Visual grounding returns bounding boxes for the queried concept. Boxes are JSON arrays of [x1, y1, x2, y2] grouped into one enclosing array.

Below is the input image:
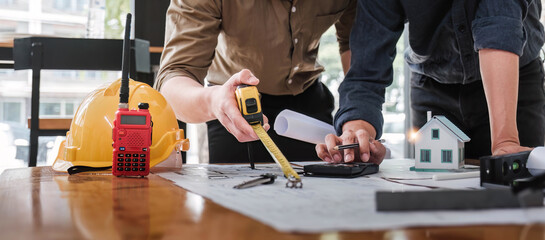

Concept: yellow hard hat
[[53, 79, 189, 172]]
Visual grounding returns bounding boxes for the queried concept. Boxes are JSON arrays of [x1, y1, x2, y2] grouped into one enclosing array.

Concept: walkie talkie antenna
[[119, 13, 132, 108]]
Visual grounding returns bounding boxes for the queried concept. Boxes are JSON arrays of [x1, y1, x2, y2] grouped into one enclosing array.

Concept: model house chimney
[[427, 111, 432, 122]]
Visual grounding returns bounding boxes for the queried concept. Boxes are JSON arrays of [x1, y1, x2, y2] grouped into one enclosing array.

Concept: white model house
[[414, 115, 470, 170]]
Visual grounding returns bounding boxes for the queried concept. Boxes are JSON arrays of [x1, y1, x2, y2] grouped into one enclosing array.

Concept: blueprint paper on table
[[156, 159, 545, 233]]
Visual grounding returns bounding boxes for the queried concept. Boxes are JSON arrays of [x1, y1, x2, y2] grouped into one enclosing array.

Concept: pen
[[333, 139, 385, 150], [432, 171, 480, 181]]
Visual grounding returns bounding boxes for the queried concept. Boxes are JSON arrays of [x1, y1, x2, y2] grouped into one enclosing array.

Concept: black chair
[[13, 37, 151, 167]]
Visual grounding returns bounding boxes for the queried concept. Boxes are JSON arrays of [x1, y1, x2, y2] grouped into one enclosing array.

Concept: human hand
[[492, 141, 533, 156], [209, 69, 270, 142], [315, 120, 386, 164]]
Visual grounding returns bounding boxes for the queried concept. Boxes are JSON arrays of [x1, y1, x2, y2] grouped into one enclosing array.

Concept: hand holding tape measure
[[209, 70, 270, 142], [235, 84, 303, 188]]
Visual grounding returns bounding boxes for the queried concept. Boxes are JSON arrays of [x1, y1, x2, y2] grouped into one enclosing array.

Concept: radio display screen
[[120, 115, 146, 125]]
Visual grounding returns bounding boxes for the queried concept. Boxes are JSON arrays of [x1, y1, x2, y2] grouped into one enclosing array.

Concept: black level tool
[[480, 150, 532, 186]]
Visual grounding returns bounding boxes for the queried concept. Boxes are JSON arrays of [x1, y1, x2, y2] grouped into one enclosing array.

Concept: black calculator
[[303, 162, 379, 178]]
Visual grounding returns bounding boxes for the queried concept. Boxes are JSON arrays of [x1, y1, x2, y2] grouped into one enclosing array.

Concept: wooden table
[[0, 167, 544, 240]]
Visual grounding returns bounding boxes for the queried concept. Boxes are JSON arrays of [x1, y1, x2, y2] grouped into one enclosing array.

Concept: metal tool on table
[[235, 85, 302, 188], [233, 173, 277, 189]]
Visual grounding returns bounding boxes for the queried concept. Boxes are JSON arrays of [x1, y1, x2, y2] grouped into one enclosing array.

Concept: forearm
[[341, 50, 351, 75], [479, 49, 520, 152], [160, 76, 216, 123]]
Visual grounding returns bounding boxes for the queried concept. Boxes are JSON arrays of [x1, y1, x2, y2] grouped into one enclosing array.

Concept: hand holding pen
[[333, 139, 385, 150], [316, 121, 387, 165]]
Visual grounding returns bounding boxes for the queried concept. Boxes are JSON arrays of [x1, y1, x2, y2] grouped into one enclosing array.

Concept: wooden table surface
[[0, 41, 14, 48], [0, 167, 544, 240]]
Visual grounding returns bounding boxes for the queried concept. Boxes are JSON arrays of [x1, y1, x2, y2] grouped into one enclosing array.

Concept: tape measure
[[235, 85, 302, 188]]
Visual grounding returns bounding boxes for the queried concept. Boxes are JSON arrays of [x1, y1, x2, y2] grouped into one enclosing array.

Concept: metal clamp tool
[[234, 173, 277, 189]]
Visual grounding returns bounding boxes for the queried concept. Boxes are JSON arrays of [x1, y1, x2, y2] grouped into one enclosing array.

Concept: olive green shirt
[[156, 0, 355, 95]]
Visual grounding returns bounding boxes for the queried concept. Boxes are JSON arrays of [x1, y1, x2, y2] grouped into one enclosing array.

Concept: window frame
[[431, 128, 440, 140], [441, 149, 452, 163], [420, 149, 431, 163]]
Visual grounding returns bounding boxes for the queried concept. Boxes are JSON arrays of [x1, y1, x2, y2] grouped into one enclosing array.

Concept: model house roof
[[420, 116, 470, 142]]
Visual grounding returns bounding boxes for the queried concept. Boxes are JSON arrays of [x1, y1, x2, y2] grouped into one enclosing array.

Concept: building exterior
[[414, 116, 470, 170], [0, 0, 119, 169]]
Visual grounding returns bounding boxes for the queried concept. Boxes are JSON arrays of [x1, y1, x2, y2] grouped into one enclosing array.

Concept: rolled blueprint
[[274, 109, 335, 144], [527, 146, 545, 176]]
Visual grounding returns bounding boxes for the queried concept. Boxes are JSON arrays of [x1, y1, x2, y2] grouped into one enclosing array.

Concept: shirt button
[[294, 66, 299, 71], [291, 6, 296, 13], [288, 79, 293, 84], [458, 24, 465, 33], [294, 38, 298, 45]]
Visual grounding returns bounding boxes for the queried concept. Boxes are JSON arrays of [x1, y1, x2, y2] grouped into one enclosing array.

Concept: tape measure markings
[[251, 124, 302, 187]]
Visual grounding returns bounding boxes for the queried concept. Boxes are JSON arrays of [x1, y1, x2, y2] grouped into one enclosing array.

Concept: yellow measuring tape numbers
[[251, 124, 302, 188], [235, 84, 302, 188]]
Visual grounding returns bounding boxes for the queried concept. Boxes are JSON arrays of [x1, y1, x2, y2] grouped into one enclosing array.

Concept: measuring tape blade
[[251, 124, 302, 188]]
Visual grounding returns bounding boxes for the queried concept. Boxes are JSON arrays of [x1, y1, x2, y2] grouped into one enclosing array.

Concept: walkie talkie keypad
[[114, 150, 150, 174]]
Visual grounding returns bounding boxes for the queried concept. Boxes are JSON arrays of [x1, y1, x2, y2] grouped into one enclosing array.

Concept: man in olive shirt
[[156, 0, 355, 163]]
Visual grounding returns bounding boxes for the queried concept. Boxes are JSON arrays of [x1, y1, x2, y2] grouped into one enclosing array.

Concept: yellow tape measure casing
[[235, 85, 263, 125]]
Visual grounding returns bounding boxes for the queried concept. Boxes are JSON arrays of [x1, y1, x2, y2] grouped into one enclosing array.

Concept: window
[[0, 0, 28, 10], [1, 102, 22, 123], [0, 0, 130, 172], [420, 149, 431, 163], [442, 150, 452, 163], [432, 129, 439, 139], [39, 101, 79, 118], [459, 148, 464, 163], [40, 103, 61, 116], [65, 103, 75, 116]]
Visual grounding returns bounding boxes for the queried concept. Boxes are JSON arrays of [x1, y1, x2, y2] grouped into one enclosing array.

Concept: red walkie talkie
[[112, 13, 152, 177]]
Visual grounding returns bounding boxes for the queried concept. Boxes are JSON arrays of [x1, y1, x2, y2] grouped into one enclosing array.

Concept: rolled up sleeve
[[472, 0, 529, 56], [335, 0, 356, 54], [334, 0, 404, 138], [155, 0, 222, 91]]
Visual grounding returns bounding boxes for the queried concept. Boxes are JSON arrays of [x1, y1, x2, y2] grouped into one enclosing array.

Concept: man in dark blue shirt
[[316, 0, 545, 164]]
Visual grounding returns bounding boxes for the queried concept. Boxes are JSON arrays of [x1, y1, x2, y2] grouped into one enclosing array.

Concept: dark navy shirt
[[335, 0, 544, 138]]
